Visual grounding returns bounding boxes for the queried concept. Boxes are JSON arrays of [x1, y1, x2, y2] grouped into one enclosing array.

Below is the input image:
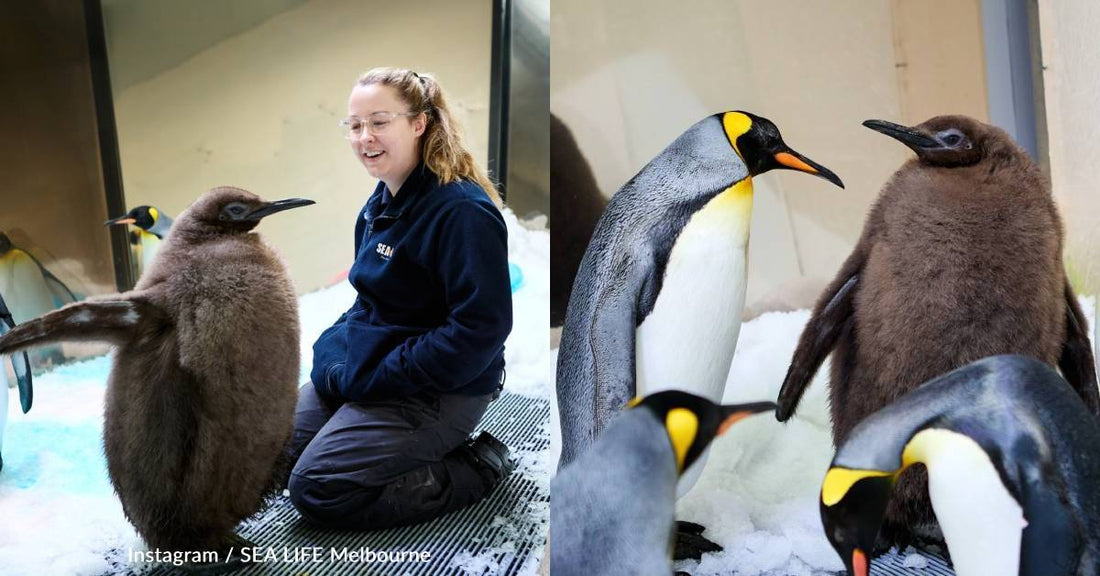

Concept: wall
[[1037, 0, 1100, 294], [0, 1, 117, 299], [551, 0, 989, 313], [108, 0, 493, 293]]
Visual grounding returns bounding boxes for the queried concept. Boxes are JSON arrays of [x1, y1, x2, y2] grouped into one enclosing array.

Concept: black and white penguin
[[0, 290, 33, 473], [552, 390, 775, 576], [106, 205, 174, 281], [0, 231, 78, 321], [0, 188, 312, 561], [820, 355, 1100, 576], [0, 231, 78, 371], [776, 115, 1098, 548], [557, 111, 843, 486]]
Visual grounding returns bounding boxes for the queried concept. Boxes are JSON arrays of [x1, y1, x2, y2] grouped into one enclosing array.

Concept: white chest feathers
[[905, 428, 1025, 576], [636, 179, 754, 403]]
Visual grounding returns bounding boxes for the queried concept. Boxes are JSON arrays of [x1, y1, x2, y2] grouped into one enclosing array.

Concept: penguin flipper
[[0, 295, 34, 413], [1058, 281, 1099, 415], [23, 250, 79, 305], [776, 267, 861, 421], [586, 258, 640, 448], [0, 297, 160, 354]]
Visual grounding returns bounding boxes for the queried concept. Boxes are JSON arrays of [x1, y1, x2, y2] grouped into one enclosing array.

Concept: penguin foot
[[672, 520, 723, 561], [909, 534, 951, 566]]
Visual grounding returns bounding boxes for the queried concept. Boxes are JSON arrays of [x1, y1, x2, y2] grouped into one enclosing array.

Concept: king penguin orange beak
[[773, 148, 845, 188], [717, 401, 777, 435], [852, 548, 869, 576], [104, 217, 137, 226]]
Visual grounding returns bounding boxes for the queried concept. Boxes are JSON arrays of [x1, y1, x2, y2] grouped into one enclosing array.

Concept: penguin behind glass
[[551, 390, 775, 576], [557, 111, 843, 470], [106, 205, 174, 281], [0, 231, 78, 370], [820, 355, 1100, 576], [0, 290, 33, 473], [0, 187, 313, 555], [776, 115, 1099, 549]]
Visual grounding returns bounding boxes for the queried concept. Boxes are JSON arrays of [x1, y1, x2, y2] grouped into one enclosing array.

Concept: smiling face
[[346, 83, 427, 192]]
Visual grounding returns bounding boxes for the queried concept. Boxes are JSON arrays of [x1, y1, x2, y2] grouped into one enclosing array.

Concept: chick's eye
[[943, 134, 961, 146]]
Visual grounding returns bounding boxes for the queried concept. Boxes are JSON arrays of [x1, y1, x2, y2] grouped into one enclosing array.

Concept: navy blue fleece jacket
[[310, 164, 512, 400]]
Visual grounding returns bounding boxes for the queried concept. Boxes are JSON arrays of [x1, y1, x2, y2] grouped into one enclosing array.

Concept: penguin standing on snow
[[557, 111, 842, 474], [0, 231, 78, 370], [0, 291, 33, 473], [776, 115, 1098, 550], [0, 231, 78, 318], [552, 390, 775, 576], [105, 205, 174, 281], [0, 187, 312, 563], [820, 355, 1100, 576]]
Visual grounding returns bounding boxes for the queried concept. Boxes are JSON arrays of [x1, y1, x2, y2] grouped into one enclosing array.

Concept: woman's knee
[[288, 470, 382, 528], [287, 471, 330, 523]]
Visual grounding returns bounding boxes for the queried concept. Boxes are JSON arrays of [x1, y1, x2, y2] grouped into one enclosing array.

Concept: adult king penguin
[[0, 187, 312, 560], [820, 355, 1100, 576], [106, 205, 174, 281], [557, 111, 843, 471], [0, 231, 79, 370], [776, 115, 1099, 549], [552, 390, 775, 576], [0, 291, 33, 473]]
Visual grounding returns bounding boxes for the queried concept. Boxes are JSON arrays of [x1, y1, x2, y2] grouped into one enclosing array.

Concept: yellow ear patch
[[821, 467, 893, 507], [666, 408, 698, 472], [149, 207, 159, 221], [722, 112, 753, 159], [902, 428, 960, 468]]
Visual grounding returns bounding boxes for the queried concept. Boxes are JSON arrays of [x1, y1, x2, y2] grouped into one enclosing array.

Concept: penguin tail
[[0, 298, 160, 354]]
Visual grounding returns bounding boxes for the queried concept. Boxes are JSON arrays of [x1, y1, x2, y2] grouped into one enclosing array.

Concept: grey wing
[[557, 241, 651, 468]]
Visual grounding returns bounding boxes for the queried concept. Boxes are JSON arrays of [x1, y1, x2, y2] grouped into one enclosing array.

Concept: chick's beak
[[244, 198, 316, 221]]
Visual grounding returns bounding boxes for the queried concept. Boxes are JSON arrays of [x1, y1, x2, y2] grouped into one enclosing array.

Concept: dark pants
[[287, 383, 494, 530]]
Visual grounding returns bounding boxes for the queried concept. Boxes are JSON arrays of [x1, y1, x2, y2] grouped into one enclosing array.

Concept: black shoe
[[464, 431, 515, 484]]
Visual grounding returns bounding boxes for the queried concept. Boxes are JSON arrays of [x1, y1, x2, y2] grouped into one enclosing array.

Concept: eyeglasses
[[338, 111, 420, 140]]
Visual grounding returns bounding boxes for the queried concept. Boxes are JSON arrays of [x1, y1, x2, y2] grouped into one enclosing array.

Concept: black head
[[628, 390, 776, 473], [0, 231, 11, 254], [820, 470, 895, 576], [105, 206, 157, 230], [721, 111, 844, 188], [182, 186, 315, 234], [863, 115, 990, 167]]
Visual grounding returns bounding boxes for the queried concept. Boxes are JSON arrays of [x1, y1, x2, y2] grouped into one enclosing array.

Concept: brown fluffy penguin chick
[[0, 187, 314, 554], [775, 115, 1098, 552]]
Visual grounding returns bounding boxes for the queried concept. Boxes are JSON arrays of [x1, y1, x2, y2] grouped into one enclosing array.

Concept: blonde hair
[[357, 67, 502, 207]]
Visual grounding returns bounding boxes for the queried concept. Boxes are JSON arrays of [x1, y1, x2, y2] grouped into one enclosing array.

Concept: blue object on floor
[[509, 262, 524, 292]]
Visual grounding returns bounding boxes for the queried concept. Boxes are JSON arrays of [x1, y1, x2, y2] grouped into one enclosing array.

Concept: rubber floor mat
[[127, 392, 550, 576]]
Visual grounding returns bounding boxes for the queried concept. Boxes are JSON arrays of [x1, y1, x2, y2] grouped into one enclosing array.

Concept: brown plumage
[[776, 115, 1098, 550], [0, 187, 313, 553]]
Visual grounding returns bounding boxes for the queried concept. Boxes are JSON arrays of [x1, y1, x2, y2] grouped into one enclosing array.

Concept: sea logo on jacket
[[376, 242, 394, 260]]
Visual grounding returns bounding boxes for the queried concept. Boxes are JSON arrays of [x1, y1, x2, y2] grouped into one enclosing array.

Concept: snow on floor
[[0, 208, 551, 576], [549, 297, 1098, 576]]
